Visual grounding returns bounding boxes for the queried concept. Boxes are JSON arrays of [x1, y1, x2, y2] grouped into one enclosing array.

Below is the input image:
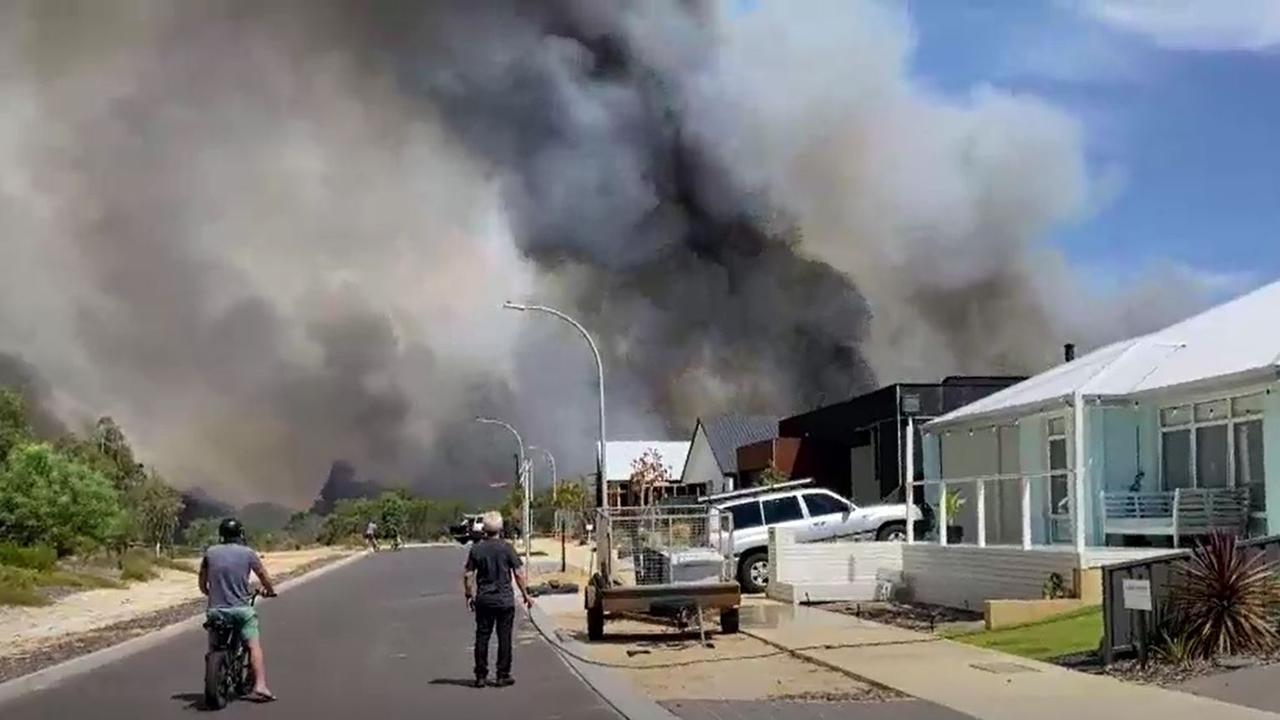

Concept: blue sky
[[733, 0, 1280, 295], [905, 1, 1280, 293]]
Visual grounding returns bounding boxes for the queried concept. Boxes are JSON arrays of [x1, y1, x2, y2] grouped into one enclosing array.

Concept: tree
[[0, 388, 33, 463], [181, 516, 222, 550], [376, 491, 409, 535], [129, 471, 184, 555], [551, 480, 590, 537], [758, 462, 789, 487], [628, 448, 672, 507], [0, 442, 122, 555]]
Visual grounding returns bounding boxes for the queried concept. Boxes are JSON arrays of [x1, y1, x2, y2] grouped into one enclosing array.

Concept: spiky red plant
[[1170, 532, 1280, 659]]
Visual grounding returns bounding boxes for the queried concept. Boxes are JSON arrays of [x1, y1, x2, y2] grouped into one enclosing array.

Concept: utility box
[[663, 547, 727, 585]]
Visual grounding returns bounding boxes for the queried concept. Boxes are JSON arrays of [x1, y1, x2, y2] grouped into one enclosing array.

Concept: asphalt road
[[2, 547, 620, 720]]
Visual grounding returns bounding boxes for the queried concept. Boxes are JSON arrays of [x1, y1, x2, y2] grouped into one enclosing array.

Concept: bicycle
[[203, 590, 268, 710]]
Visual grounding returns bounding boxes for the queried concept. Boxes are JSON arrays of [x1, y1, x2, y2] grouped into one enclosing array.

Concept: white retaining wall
[[767, 528, 904, 604], [901, 544, 1079, 611], [767, 529, 1097, 609]]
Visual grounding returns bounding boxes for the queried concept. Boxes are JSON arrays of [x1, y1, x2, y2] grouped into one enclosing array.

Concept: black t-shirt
[[465, 538, 522, 608]]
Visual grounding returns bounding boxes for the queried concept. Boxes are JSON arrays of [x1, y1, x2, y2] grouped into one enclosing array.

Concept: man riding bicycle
[[199, 518, 277, 703]]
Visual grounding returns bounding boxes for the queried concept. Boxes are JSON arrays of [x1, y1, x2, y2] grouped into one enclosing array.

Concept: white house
[[766, 280, 1280, 609], [919, 279, 1280, 553], [679, 415, 778, 496]]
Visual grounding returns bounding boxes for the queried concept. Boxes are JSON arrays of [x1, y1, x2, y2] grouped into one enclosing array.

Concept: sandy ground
[[0, 548, 353, 659], [534, 590, 890, 703]]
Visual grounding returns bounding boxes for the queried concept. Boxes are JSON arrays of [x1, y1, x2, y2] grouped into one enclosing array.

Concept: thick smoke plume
[[0, 1, 1205, 505]]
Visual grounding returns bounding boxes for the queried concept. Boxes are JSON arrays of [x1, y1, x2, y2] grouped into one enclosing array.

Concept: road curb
[[528, 603, 678, 720], [0, 551, 366, 707]]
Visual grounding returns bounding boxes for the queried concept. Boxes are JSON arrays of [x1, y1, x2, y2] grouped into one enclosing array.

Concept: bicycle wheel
[[204, 651, 230, 710]]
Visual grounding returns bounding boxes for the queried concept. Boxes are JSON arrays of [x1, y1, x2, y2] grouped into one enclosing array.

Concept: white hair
[[481, 511, 504, 535]]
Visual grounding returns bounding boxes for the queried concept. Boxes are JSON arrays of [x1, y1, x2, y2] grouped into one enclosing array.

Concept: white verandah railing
[[906, 470, 1080, 550]]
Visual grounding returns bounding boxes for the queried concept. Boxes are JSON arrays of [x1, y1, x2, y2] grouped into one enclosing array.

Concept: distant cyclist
[[199, 518, 277, 703], [364, 520, 380, 552]]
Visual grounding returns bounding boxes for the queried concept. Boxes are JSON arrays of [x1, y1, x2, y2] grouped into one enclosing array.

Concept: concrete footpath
[[741, 603, 1280, 720]]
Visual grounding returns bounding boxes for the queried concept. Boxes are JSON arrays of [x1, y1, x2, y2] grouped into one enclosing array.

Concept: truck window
[[725, 501, 764, 530], [802, 492, 849, 517], [762, 496, 805, 524]]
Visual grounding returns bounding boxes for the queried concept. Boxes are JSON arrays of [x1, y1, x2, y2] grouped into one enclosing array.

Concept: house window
[[1047, 417, 1070, 543], [1160, 392, 1267, 524]]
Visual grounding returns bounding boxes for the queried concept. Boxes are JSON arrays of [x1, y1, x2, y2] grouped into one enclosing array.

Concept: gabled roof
[[928, 279, 1280, 430], [700, 415, 778, 474], [602, 441, 691, 482]]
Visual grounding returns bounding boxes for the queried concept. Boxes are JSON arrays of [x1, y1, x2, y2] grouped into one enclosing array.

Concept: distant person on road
[[364, 520, 379, 552], [199, 518, 277, 703], [463, 511, 533, 688]]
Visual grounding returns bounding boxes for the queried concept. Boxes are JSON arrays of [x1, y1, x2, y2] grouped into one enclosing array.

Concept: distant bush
[[119, 550, 158, 582], [0, 543, 58, 572]]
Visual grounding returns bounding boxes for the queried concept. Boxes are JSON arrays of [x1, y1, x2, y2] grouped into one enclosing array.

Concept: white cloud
[[1080, 0, 1280, 51]]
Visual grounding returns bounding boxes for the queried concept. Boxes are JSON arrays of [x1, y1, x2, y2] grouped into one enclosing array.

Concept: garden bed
[[820, 601, 985, 634]]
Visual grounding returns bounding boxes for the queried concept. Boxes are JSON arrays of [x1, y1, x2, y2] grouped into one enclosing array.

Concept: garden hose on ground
[[522, 604, 940, 671]]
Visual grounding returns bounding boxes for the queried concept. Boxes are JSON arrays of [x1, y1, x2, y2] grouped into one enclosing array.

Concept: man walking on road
[[463, 511, 534, 688]]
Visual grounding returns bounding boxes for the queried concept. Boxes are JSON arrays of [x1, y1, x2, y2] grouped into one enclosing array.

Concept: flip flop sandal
[[245, 691, 277, 703]]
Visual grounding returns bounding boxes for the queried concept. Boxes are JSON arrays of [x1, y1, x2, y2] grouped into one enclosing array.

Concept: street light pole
[[503, 302, 607, 510], [527, 443, 558, 499], [530, 445, 564, 572], [475, 416, 531, 563]]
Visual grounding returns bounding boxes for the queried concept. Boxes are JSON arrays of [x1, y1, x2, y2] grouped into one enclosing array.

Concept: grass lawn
[[947, 606, 1102, 661]]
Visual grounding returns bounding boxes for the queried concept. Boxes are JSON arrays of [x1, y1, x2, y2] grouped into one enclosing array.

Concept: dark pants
[[473, 605, 515, 679]]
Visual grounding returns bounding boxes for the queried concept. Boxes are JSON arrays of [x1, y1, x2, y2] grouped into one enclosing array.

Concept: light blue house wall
[[923, 383, 1280, 544], [1266, 390, 1280, 534]]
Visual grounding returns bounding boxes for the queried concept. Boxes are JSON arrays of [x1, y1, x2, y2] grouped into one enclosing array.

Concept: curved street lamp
[[475, 416, 530, 562], [503, 301, 607, 509], [528, 445, 558, 502]]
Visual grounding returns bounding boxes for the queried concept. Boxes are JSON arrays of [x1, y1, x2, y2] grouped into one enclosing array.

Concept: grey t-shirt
[[203, 543, 262, 610], [465, 538, 522, 609]]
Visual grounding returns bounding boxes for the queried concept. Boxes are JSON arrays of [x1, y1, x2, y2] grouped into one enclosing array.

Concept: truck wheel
[[719, 607, 740, 634], [738, 550, 769, 594], [587, 598, 605, 641], [877, 522, 907, 542]]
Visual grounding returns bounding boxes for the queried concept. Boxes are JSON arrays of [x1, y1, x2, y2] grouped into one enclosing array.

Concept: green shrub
[[119, 550, 158, 582], [0, 543, 57, 572], [0, 443, 122, 555], [0, 565, 48, 606], [38, 570, 125, 590], [154, 556, 197, 574]]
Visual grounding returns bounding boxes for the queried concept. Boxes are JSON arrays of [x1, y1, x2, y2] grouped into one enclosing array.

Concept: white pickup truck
[[706, 481, 926, 593]]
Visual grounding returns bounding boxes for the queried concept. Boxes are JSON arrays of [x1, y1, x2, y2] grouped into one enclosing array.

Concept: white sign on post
[[1122, 578, 1152, 611]]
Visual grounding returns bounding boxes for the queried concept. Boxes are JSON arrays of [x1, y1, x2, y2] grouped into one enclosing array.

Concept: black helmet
[[218, 517, 245, 542]]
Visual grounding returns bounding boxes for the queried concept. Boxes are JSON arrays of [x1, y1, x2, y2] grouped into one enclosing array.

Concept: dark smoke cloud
[[0, 1, 1210, 504], [0, 354, 68, 438]]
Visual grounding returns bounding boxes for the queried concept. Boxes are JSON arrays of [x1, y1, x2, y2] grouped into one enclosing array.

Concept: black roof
[[702, 414, 778, 474]]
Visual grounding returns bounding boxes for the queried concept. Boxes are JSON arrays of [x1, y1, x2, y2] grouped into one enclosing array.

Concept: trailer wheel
[[719, 607, 740, 634], [587, 597, 605, 641]]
